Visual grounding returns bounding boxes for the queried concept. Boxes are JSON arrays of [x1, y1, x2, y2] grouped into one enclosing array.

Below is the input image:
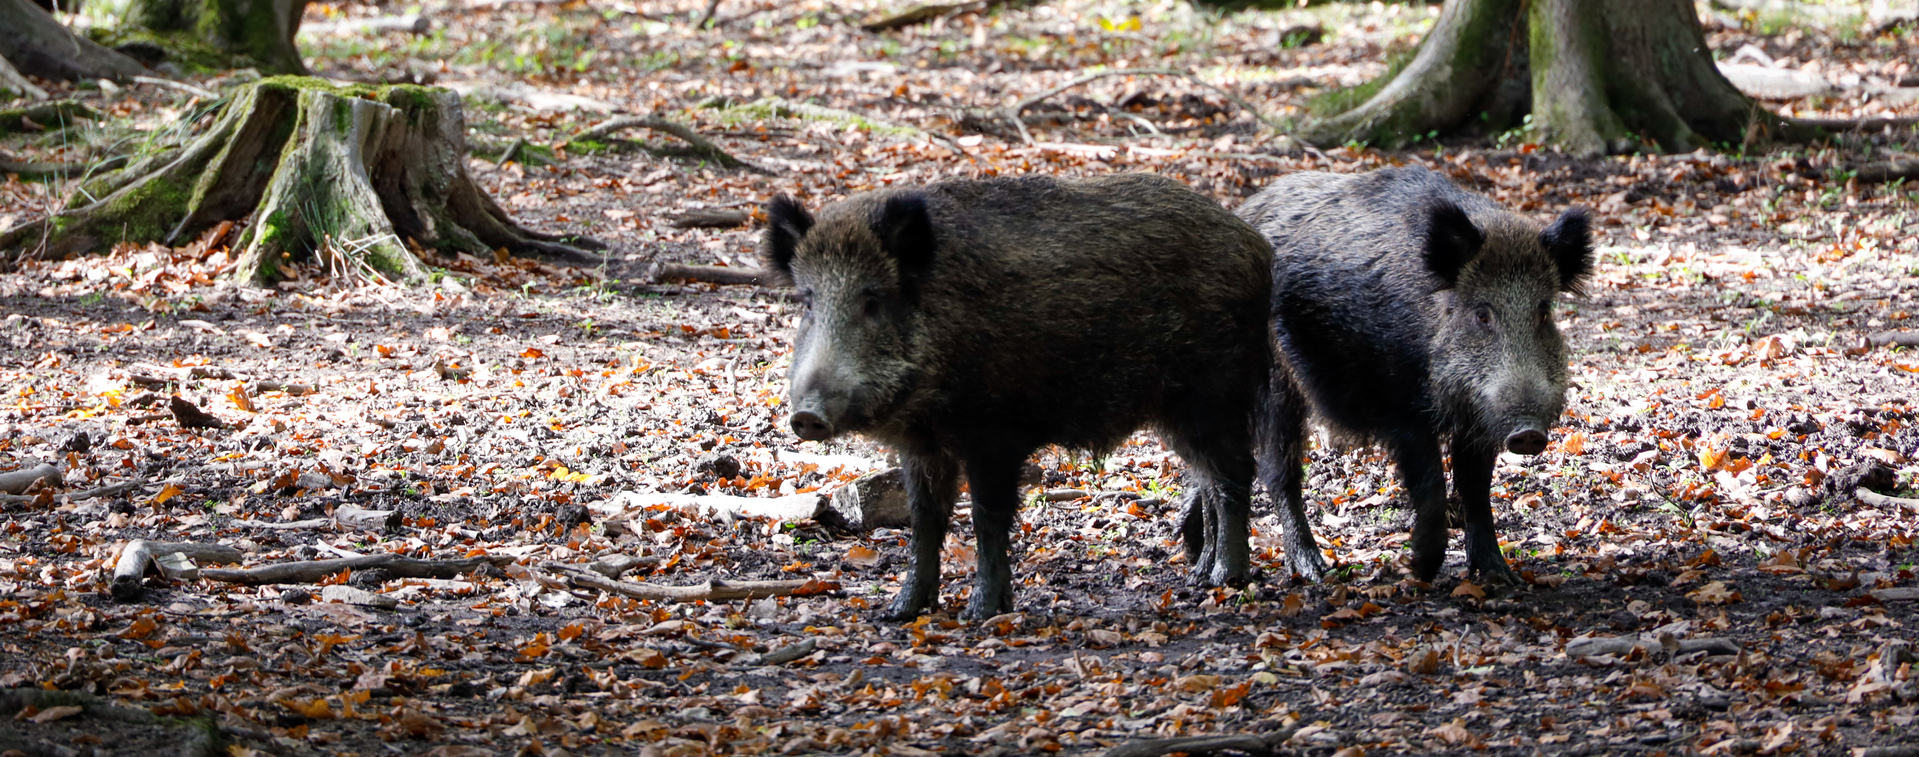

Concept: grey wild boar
[[1233, 165, 1592, 585], [763, 174, 1272, 620]]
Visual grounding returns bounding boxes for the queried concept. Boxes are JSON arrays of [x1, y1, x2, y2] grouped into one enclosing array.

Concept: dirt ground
[[1, 1, 1917, 755]]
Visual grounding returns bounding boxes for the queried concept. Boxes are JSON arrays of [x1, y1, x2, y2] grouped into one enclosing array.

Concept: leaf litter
[[0, 0, 1916, 755]]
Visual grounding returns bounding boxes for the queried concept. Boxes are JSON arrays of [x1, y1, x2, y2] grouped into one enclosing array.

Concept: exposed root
[[570, 115, 768, 173]]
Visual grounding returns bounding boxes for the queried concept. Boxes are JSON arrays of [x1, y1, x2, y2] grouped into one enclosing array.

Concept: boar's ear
[[1541, 207, 1594, 294], [875, 192, 937, 283], [762, 194, 813, 283], [1422, 198, 1484, 290]]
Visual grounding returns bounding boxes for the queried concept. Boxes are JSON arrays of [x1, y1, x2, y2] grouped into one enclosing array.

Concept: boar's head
[[1423, 201, 1593, 455], [762, 192, 936, 442]]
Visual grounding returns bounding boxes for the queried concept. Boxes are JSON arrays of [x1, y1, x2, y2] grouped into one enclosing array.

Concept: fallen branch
[[0, 478, 146, 506], [1565, 636, 1740, 659], [861, 0, 1016, 33], [693, 0, 722, 27], [653, 263, 768, 287], [570, 116, 767, 173], [1008, 67, 1290, 143], [669, 208, 752, 228], [1855, 159, 1919, 184], [1864, 331, 1919, 349], [1104, 732, 1291, 757], [230, 506, 400, 531], [301, 14, 432, 35], [1873, 587, 1919, 602], [543, 562, 837, 602], [1856, 488, 1919, 512], [112, 540, 245, 602], [0, 463, 61, 494], [0, 100, 99, 135], [200, 553, 513, 586]]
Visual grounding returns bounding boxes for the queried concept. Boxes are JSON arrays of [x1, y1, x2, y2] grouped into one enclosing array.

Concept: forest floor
[[2, 1, 1918, 755]]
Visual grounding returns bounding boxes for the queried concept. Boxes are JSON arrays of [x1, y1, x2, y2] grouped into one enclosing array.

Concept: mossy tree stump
[[125, 0, 309, 75], [1302, 0, 1805, 156], [1, 77, 601, 285]]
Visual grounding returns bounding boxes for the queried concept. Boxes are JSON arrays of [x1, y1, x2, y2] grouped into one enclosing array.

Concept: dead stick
[[861, 0, 1011, 33], [1566, 636, 1740, 658], [335, 505, 401, 531], [200, 554, 512, 586], [693, 0, 722, 27], [0, 478, 143, 505], [112, 540, 244, 602], [1864, 331, 1919, 348], [1856, 487, 1919, 512], [654, 263, 767, 287], [570, 116, 766, 173], [543, 562, 832, 602], [1010, 67, 1290, 138], [0, 463, 61, 494], [1104, 734, 1275, 757], [1855, 160, 1919, 185]]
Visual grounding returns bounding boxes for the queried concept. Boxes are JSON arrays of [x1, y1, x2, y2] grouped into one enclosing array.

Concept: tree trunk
[[1303, 0, 1798, 156], [124, 0, 310, 75], [0, 0, 150, 83], [0, 77, 602, 285]]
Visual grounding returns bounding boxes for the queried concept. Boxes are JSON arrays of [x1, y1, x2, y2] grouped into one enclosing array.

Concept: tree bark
[[125, 0, 310, 75], [0, 0, 150, 83], [0, 77, 602, 284], [1304, 0, 1804, 156]]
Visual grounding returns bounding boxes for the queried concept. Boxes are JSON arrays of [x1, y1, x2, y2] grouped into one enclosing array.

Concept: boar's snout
[[1504, 428, 1548, 455], [789, 410, 835, 441]]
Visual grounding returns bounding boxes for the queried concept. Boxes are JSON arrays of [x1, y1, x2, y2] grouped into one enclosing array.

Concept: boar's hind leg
[[882, 454, 961, 621], [961, 452, 1028, 621], [1165, 425, 1256, 588], [1260, 373, 1328, 581], [1391, 434, 1452, 583], [1450, 439, 1523, 585]]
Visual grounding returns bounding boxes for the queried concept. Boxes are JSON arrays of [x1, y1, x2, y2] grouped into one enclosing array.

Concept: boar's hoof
[[1505, 429, 1548, 455], [789, 411, 834, 441], [1472, 560, 1525, 588], [881, 593, 934, 622], [1285, 549, 1330, 583], [961, 596, 1013, 622]]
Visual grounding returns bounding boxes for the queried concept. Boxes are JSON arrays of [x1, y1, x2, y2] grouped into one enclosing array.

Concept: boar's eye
[[1473, 303, 1495, 329]]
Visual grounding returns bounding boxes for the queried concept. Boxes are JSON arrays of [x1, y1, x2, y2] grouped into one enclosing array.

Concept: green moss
[[0, 101, 101, 136], [86, 27, 235, 74]]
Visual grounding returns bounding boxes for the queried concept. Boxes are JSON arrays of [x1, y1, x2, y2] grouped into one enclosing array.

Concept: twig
[[543, 562, 837, 602], [1565, 636, 1741, 659], [861, 0, 1015, 33], [654, 263, 768, 287], [570, 116, 768, 173], [694, 0, 722, 27], [200, 554, 513, 586], [130, 76, 217, 100], [0, 149, 94, 179], [496, 137, 526, 167], [0, 479, 146, 505], [1007, 67, 1294, 144], [1855, 487, 1919, 512]]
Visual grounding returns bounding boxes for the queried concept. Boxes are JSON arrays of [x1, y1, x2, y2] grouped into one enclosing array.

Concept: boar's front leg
[[1391, 433, 1451, 583], [962, 452, 1026, 621], [883, 454, 960, 621], [1450, 437, 1524, 586]]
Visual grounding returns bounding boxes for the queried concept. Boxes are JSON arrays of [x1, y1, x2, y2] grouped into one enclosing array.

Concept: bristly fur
[[1234, 164, 1590, 584]]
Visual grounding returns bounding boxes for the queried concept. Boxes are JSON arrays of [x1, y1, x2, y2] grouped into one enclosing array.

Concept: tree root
[[200, 553, 513, 586], [541, 562, 838, 602], [570, 115, 768, 172], [0, 53, 49, 100], [0, 100, 100, 135], [1, 77, 603, 282], [738, 96, 967, 156]]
